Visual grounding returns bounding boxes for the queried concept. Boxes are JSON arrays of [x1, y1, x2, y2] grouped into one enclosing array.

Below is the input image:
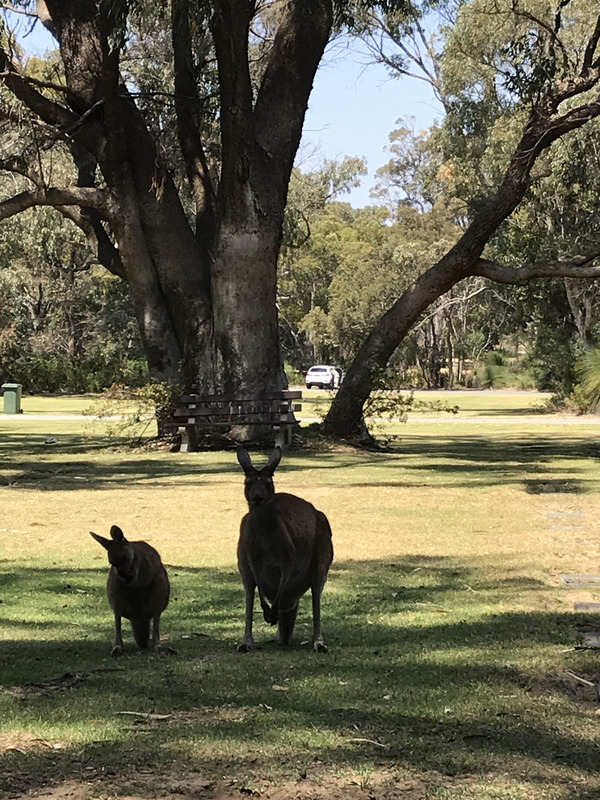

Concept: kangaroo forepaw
[[111, 644, 124, 657], [313, 639, 328, 654], [237, 638, 255, 653], [262, 605, 278, 625]]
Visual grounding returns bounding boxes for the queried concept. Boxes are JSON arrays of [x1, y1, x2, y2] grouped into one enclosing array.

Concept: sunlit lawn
[[2, 394, 600, 799], [19, 394, 102, 415], [14, 385, 552, 421], [300, 386, 554, 421]]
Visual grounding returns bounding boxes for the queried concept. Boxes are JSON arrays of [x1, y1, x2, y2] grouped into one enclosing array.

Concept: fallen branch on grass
[[347, 737, 388, 749]]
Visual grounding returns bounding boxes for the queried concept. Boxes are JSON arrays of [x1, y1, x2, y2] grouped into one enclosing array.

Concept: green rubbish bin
[[2, 383, 22, 414]]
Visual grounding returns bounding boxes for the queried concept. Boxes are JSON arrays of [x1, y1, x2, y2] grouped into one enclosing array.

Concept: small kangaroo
[[236, 447, 333, 653], [90, 525, 171, 656]]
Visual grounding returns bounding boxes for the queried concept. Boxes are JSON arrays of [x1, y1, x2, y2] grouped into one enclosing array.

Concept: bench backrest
[[172, 390, 302, 425]]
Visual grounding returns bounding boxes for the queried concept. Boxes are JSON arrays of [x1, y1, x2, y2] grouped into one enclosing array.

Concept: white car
[[305, 365, 342, 390]]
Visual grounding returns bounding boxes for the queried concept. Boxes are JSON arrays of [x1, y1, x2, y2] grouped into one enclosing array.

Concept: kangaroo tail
[[277, 603, 299, 646], [131, 618, 151, 649]]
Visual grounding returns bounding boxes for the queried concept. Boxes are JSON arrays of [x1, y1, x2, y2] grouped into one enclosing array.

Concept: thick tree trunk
[[211, 224, 285, 392], [101, 126, 215, 387], [207, 0, 332, 395], [111, 192, 184, 383]]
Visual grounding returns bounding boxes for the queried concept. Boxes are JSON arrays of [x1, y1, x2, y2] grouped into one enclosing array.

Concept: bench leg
[[274, 424, 293, 450], [178, 425, 199, 453]]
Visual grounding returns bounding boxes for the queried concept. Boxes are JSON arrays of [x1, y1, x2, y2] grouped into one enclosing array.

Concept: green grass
[[409, 388, 552, 416], [18, 394, 102, 415], [299, 387, 553, 421], [2, 394, 600, 799]]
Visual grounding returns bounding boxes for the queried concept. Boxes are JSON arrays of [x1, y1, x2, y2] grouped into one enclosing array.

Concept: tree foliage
[[323, 0, 600, 437], [0, 197, 146, 391]]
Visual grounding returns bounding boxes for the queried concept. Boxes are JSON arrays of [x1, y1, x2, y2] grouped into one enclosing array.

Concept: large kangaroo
[[236, 447, 333, 653], [90, 525, 170, 656]]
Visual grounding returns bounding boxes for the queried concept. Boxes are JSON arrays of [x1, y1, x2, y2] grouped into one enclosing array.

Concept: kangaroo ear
[[90, 531, 111, 550], [237, 447, 254, 475], [110, 525, 126, 542], [264, 446, 282, 476]]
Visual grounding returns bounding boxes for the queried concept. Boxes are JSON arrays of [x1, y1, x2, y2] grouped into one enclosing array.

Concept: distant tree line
[[0, 203, 147, 392]]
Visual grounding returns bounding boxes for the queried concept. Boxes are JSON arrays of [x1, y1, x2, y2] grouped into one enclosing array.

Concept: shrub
[[1, 352, 148, 394], [568, 347, 600, 413], [477, 363, 509, 389], [89, 381, 180, 440], [284, 361, 305, 386]]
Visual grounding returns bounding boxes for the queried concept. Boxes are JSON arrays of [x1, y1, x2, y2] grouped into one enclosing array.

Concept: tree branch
[[210, 0, 255, 215], [0, 186, 116, 221], [510, 2, 571, 74], [419, 283, 489, 325], [583, 14, 600, 71], [56, 204, 125, 279], [60, 140, 125, 279], [0, 43, 103, 155], [0, 158, 44, 187], [516, 92, 600, 174], [252, 0, 333, 204], [171, 0, 216, 255], [474, 245, 600, 284], [16, 73, 70, 94], [363, 9, 449, 112], [0, 4, 38, 17]]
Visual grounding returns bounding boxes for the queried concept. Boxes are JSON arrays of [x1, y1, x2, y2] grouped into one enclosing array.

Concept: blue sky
[[15, 16, 442, 208], [301, 38, 442, 207]]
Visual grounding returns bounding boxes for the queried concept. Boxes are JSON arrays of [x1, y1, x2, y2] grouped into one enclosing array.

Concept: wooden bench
[[172, 390, 302, 452]]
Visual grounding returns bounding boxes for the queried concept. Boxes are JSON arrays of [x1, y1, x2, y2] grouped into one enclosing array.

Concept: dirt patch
[[0, 732, 64, 756], [505, 664, 600, 713], [263, 776, 425, 799], [525, 479, 582, 494], [2, 673, 92, 700], [6, 773, 426, 800]]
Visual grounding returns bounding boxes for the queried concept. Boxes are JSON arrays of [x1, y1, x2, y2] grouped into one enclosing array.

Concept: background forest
[[1, 0, 600, 409]]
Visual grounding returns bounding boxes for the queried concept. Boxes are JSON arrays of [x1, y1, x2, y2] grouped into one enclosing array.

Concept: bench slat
[[173, 404, 301, 418], [177, 390, 302, 403], [175, 412, 298, 425]]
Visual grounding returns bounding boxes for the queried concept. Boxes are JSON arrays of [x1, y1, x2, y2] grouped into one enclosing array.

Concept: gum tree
[[0, 0, 341, 393], [324, 0, 600, 437]]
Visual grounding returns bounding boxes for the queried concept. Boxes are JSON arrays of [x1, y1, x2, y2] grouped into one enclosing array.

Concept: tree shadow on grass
[[391, 434, 600, 490], [0, 432, 352, 490], [1, 556, 598, 797], [0, 431, 599, 493]]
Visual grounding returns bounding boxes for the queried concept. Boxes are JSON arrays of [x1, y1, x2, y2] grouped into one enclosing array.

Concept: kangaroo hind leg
[[277, 602, 299, 646], [311, 583, 328, 653], [238, 579, 257, 653]]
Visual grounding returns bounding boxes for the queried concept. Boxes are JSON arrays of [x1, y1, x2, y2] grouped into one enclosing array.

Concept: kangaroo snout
[[245, 476, 273, 507]]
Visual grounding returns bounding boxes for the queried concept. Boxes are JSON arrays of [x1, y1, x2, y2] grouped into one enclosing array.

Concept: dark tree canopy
[[0, 0, 343, 398]]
